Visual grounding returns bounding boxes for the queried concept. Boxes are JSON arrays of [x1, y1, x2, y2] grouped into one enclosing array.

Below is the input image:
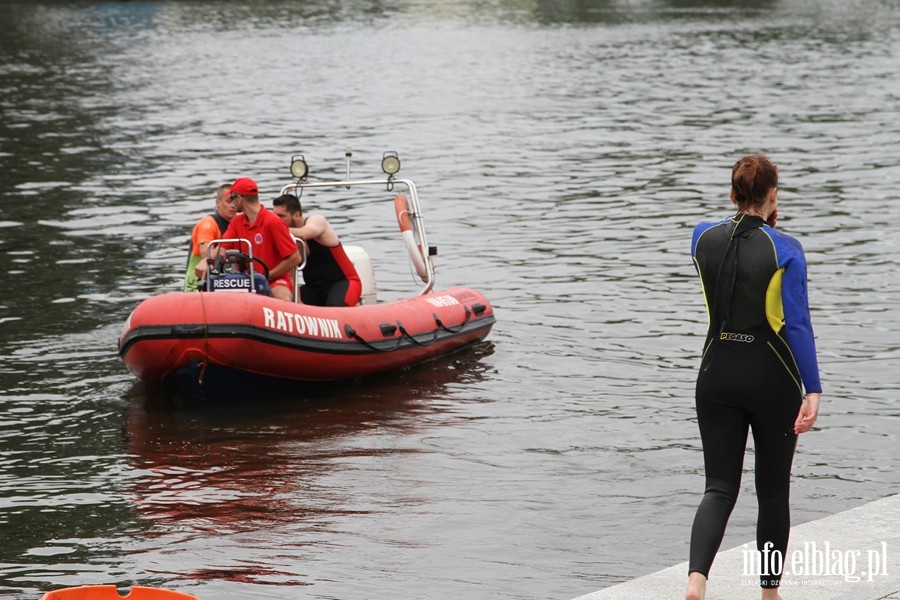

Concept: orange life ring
[[394, 193, 428, 281]]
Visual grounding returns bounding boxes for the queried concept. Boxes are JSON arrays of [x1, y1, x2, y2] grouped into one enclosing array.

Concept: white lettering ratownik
[[425, 295, 460, 308], [262, 307, 343, 339]]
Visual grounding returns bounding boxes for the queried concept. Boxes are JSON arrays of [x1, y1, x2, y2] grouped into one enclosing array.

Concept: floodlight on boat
[[290, 155, 308, 180], [381, 151, 401, 176]]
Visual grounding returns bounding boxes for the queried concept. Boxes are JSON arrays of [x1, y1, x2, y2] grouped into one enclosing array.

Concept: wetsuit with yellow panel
[[689, 213, 822, 588]]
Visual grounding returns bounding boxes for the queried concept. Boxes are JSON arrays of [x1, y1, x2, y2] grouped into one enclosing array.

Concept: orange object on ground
[[40, 585, 198, 600]]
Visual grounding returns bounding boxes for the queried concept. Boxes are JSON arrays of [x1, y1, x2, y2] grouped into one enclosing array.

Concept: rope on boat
[[344, 324, 404, 352], [432, 305, 472, 334], [396, 321, 438, 346], [198, 292, 209, 384], [345, 304, 476, 351]]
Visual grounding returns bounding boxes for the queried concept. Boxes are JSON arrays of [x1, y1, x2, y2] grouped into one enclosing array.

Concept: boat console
[[201, 238, 272, 295]]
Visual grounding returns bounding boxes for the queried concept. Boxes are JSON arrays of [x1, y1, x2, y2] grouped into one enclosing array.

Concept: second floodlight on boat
[[290, 155, 308, 180], [381, 151, 401, 176]]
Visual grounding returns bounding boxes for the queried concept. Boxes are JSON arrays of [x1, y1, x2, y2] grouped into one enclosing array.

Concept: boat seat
[[290, 240, 377, 305], [344, 245, 377, 305]]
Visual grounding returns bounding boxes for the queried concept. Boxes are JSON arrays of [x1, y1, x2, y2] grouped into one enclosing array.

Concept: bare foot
[[685, 572, 707, 600]]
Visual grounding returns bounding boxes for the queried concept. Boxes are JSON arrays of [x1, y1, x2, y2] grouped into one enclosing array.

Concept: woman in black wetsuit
[[685, 155, 822, 600]]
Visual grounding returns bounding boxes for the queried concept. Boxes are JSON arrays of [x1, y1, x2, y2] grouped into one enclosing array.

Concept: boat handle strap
[[344, 324, 404, 352], [432, 305, 472, 334], [396, 321, 439, 346]]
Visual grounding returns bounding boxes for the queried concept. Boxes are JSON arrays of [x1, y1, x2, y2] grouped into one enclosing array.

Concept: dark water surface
[[1, 1, 898, 599]]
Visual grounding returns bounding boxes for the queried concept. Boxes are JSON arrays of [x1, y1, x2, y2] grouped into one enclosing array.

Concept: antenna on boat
[[344, 146, 352, 188]]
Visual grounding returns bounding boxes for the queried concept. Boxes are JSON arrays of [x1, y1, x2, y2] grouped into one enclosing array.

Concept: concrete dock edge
[[572, 493, 899, 600]]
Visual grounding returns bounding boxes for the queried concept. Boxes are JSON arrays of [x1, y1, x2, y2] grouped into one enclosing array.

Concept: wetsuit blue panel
[[692, 214, 821, 394], [688, 213, 821, 588]]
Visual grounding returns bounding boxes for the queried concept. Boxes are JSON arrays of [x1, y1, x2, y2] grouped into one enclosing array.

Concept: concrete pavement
[[572, 493, 899, 600]]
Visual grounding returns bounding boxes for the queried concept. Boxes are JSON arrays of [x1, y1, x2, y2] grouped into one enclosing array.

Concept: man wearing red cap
[[220, 177, 301, 301], [185, 183, 236, 292]]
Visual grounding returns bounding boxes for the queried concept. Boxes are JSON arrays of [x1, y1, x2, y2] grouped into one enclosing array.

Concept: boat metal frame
[[279, 177, 436, 295]]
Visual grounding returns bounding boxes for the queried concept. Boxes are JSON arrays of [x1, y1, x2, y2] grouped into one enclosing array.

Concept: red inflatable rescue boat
[[118, 152, 495, 399]]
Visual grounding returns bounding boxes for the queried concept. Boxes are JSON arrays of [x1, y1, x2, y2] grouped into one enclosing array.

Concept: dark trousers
[[688, 338, 802, 588]]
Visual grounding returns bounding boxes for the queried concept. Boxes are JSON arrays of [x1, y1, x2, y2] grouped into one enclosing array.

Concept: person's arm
[[289, 214, 326, 241], [194, 258, 209, 278], [794, 392, 820, 434], [777, 234, 822, 435], [779, 237, 821, 395], [198, 239, 214, 257], [268, 250, 301, 281], [194, 217, 219, 279], [290, 214, 341, 246]]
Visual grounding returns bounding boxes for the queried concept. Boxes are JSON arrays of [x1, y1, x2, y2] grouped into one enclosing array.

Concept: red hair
[[731, 154, 778, 210]]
